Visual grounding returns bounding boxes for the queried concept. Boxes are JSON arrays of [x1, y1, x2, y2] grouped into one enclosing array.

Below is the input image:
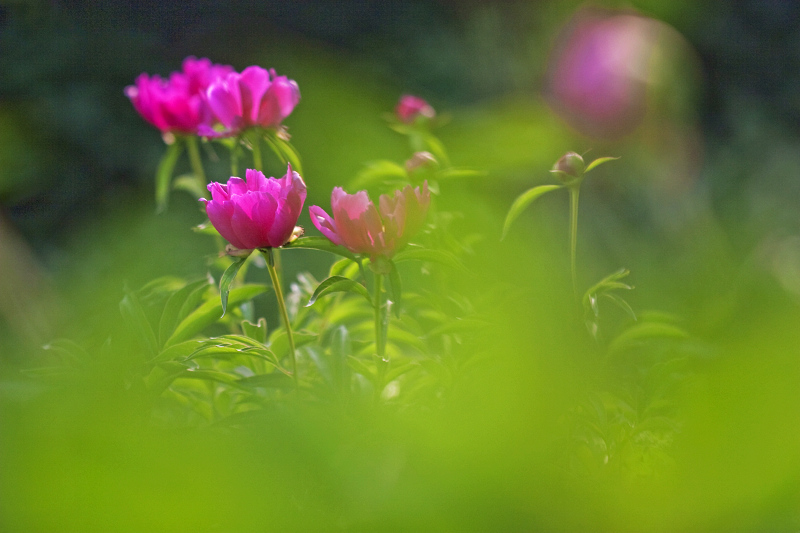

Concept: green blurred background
[[2, 1, 800, 531]]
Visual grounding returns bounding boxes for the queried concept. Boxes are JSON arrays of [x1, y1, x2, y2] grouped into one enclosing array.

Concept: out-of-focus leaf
[[350, 160, 408, 189], [193, 221, 221, 236], [165, 285, 268, 347], [585, 156, 619, 173], [435, 167, 486, 180], [427, 317, 488, 338], [393, 247, 469, 274], [609, 322, 690, 354], [120, 290, 159, 358], [220, 256, 248, 318], [501, 184, 562, 240], [387, 262, 402, 318], [42, 339, 88, 364], [306, 276, 372, 307], [155, 139, 184, 213], [237, 372, 295, 390], [602, 293, 637, 321], [158, 278, 211, 347], [330, 325, 352, 391], [348, 356, 375, 382], [172, 173, 208, 199], [263, 130, 303, 175]]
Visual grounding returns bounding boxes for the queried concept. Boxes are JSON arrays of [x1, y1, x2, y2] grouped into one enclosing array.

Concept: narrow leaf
[[609, 322, 689, 354], [350, 160, 408, 189], [165, 285, 268, 347], [435, 168, 486, 180], [585, 156, 620, 173], [220, 256, 248, 317], [158, 278, 211, 347], [172, 173, 208, 199], [501, 184, 562, 240], [306, 276, 372, 307], [602, 293, 637, 321], [120, 290, 159, 357], [387, 260, 402, 318], [283, 236, 359, 262], [155, 139, 184, 213]]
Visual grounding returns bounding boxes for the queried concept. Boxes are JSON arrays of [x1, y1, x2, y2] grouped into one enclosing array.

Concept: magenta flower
[[125, 56, 233, 134], [545, 10, 666, 138], [309, 183, 430, 259], [202, 66, 300, 137], [395, 95, 435, 124], [202, 165, 307, 250]]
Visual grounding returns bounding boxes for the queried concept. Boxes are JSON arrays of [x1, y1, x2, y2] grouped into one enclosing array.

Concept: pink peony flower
[[309, 182, 430, 259], [395, 95, 435, 124], [203, 66, 300, 137], [202, 165, 307, 250], [125, 56, 233, 134]]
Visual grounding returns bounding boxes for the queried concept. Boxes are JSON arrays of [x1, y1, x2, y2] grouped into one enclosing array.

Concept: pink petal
[[309, 206, 343, 246]]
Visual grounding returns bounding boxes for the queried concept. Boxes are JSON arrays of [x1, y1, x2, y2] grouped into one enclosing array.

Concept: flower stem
[[185, 136, 207, 190], [568, 183, 580, 299], [251, 135, 263, 172], [264, 248, 298, 389], [373, 272, 388, 401]]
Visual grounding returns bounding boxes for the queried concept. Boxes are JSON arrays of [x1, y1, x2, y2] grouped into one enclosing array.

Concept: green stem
[[264, 248, 298, 389], [185, 136, 207, 189], [251, 134, 263, 172], [373, 273, 388, 400], [568, 184, 580, 298]]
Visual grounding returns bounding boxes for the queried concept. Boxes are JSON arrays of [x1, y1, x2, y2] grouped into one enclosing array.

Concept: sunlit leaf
[[237, 372, 295, 390], [172, 173, 208, 199], [306, 275, 372, 307], [602, 293, 637, 321], [347, 356, 375, 382], [435, 167, 486, 180], [220, 256, 248, 318], [501, 184, 562, 240]]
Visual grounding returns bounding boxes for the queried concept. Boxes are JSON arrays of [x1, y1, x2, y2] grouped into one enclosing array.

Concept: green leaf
[[155, 139, 184, 213], [283, 236, 359, 262], [165, 285, 268, 347], [269, 330, 318, 359], [609, 322, 689, 354], [306, 276, 372, 307], [387, 261, 402, 318], [422, 133, 451, 167], [584, 156, 619, 173], [350, 160, 409, 189], [241, 318, 268, 344], [120, 290, 159, 357], [501, 184, 562, 240], [220, 256, 249, 317], [330, 325, 352, 390], [602, 293, 637, 321], [347, 356, 376, 382], [435, 167, 486, 180], [158, 278, 211, 347], [193, 221, 221, 236], [237, 372, 295, 390], [393, 247, 469, 274], [172, 173, 208, 199], [427, 317, 489, 338], [263, 130, 303, 175]]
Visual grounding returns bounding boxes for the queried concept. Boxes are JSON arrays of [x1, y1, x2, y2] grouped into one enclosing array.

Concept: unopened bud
[[551, 152, 585, 181]]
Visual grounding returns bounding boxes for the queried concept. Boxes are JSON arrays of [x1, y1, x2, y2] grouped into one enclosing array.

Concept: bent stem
[[373, 272, 389, 401], [568, 183, 580, 299], [185, 136, 207, 191], [264, 248, 298, 389]]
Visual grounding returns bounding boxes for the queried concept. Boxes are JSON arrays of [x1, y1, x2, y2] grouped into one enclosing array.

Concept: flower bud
[[552, 152, 585, 181]]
